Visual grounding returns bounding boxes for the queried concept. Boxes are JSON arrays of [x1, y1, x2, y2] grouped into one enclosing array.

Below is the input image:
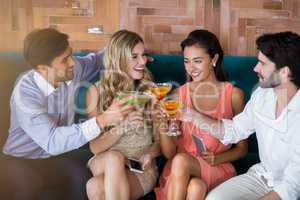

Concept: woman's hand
[[139, 154, 152, 170], [202, 151, 220, 166], [179, 107, 199, 123], [151, 102, 169, 131], [121, 111, 144, 132]]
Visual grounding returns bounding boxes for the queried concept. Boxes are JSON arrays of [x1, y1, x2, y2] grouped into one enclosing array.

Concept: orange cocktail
[[151, 83, 172, 100], [161, 95, 183, 136], [162, 100, 182, 118]]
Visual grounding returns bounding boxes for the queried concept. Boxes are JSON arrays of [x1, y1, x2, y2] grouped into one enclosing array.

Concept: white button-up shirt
[[222, 87, 300, 200]]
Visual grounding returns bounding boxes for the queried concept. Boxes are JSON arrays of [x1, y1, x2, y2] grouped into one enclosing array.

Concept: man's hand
[[96, 96, 135, 129], [179, 107, 199, 123], [179, 107, 225, 140]]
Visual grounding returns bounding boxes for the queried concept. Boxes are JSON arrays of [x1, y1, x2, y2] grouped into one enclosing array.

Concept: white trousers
[[205, 169, 272, 200]]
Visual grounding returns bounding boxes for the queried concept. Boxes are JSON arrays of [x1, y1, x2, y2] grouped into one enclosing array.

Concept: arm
[[182, 87, 260, 144], [158, 89, 180, 159], [86, 85, 123, 154], [89, 126, 122, 154], [272, 143, 300, 200], [202, 87, 248, 165], [76, 49, 105, 82], [159, 129, 178, 159], [15, 92, 101, 156], [148, 120, 162, 159]]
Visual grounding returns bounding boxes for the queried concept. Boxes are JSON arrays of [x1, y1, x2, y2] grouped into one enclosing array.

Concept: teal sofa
[[0, 52, 260, 200]]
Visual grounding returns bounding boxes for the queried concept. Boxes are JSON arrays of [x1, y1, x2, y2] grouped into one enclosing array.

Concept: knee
[[86, 177, 104, 200], [171, 153, 190, 176], [92, 151, 125, 172], [187, 178, 207, 198], [106, 151, 125, 165]]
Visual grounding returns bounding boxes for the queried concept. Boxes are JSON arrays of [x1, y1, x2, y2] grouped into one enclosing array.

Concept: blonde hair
[[98, 30, 152, 112]]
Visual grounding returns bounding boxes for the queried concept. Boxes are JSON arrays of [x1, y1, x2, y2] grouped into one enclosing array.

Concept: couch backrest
[[0, 53, 30, 148]]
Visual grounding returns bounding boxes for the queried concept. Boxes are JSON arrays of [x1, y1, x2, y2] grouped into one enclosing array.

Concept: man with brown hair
[[1, 28, 134, 200]]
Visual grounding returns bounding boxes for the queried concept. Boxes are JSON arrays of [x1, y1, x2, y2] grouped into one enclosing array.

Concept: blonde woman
[[85, 30, 161, 200]]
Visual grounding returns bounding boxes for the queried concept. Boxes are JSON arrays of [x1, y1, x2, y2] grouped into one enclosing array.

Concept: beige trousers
[[205, 169, 272, 200]]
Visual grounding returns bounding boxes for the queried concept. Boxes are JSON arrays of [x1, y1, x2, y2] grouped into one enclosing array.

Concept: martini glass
[[117, 91, 152, 109], [150, 82, 172, 101], [161, 95, 183, 136]]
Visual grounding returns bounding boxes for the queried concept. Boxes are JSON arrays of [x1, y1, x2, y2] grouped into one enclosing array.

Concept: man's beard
[[259, 71, 281, 88]]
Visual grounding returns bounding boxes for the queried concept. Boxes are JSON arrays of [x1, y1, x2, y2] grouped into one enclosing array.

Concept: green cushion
[[223, 56, 258, 101]]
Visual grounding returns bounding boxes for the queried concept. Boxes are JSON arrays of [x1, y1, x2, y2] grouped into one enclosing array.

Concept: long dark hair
[[181, 29, 228, 81]]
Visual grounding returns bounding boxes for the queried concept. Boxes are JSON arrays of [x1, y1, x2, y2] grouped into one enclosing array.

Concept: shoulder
[[12, 71, 45, 112], [13, 71, 42, 98], [232, 87, 245, 104], [249, 86, 271, 103], [173, 83, 188, 95], [87, 84, 100, 98], [231, 86, 245, 115]]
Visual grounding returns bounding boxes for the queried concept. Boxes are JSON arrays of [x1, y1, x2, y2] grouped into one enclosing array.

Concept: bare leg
[[126, 170, 145, 200], [186, 178, 207, 200], [167, 153, 201, 200], [89, 151, 130, 200], [86, 175, 104, 200]]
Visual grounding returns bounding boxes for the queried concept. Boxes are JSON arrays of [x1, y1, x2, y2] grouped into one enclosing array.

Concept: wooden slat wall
[[120, 0, 206, 54], [120, 0, 300, 55], [0, 0, 119, 52], [1, 0, 300, 54], [220, 0, 300, 55]]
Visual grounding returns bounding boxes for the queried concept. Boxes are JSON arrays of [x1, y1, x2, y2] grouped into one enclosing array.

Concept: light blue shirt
[[3, 50, 105, 159]]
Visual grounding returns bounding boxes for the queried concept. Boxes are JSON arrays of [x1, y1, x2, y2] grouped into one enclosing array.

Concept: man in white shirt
[[182, 31, 300, 200]]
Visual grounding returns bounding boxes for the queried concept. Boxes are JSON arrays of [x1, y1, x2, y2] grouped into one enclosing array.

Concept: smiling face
[[37, 46, 76, 87], [183, 45, 217, 82], [127, 42, 147, 80], [254, 51, 281, 88]]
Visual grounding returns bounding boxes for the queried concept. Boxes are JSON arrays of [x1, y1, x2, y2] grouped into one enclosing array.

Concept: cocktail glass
[[161, 95, 183, 136], [150, 82, 172, 101]]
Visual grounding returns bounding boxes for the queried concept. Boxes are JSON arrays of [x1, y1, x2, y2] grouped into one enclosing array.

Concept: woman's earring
[[213, 63, 216, 67]]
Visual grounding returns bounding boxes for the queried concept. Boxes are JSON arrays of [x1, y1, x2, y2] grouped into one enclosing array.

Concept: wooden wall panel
[[219, 0, 300, 55], [1, 0, 300, 54], [120, 0, 206, 54], [0, 0, 119, 53]]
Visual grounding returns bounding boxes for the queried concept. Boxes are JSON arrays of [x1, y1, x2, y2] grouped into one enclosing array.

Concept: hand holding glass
[[150, 83, 172, 100], [161, 95, 183, 136]]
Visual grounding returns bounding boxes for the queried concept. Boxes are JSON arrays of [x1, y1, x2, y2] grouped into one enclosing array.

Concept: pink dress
[[155, 82, 237, 199]]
